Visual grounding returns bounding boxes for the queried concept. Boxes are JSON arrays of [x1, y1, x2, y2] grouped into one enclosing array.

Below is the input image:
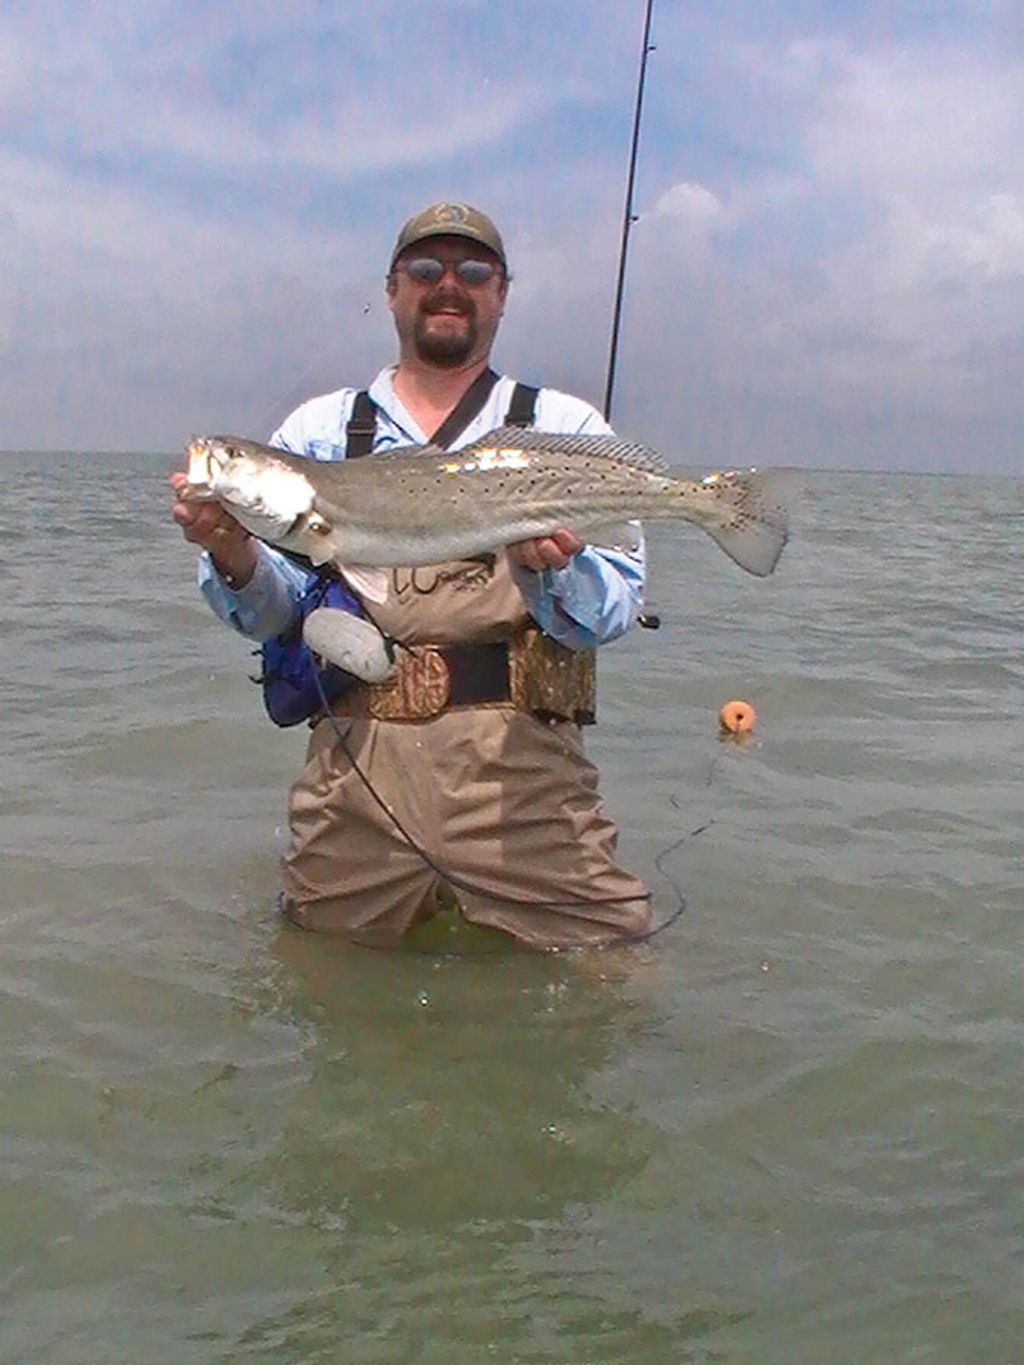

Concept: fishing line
[[249, 298, 378, 438], [246, 354, 331, 442], [304, 664, 707, 953]]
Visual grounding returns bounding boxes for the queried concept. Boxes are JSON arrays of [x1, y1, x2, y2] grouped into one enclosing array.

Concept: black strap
[[504, 382, 539, 428], [345, 369, 537, 459], [428, 367, 499, 449], [345, 390, 377, 459]]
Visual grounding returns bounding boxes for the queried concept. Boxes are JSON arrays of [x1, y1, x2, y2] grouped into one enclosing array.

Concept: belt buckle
[[366, 647, 451, 720]]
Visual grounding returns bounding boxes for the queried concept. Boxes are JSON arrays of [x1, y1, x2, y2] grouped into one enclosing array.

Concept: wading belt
[[339, 375, 596, 725], [335, 629, 597, 726]]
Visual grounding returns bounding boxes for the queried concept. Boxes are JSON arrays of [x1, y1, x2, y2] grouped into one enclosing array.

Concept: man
[[171, 201, 651, 949]]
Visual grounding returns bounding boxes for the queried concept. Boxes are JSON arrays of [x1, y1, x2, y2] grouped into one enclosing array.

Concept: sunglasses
[[398, 257, 501, 286]]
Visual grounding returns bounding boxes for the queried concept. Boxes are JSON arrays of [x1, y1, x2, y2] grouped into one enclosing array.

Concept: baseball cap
[[389, 202, 507, 271]]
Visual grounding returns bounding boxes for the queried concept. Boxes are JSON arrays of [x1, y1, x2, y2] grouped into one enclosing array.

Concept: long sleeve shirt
[[198, 367, 645, 649]]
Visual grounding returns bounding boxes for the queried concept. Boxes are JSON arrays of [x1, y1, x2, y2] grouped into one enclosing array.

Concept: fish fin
[[302, 608, 397, 683], [701, 469, 795, 577], [579, 519, 643, 552], [338, 564, 390, 604], [466, 426, 670, 474]]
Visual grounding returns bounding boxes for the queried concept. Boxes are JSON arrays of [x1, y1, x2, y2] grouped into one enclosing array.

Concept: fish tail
[[693, 469, 792, 577]]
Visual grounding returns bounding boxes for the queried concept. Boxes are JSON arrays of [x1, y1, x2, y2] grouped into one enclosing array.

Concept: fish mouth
[[182, 436, 222, 496]]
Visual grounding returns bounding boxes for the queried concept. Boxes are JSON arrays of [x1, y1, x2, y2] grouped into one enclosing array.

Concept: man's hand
[[169, 471, 258, 587], [507, 529, 584, 573]]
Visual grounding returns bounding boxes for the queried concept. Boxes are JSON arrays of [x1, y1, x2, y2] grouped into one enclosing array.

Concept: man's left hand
[[507, 529, 584, 573]]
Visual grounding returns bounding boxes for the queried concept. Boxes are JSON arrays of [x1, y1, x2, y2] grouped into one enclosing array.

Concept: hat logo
[[434, 202, 468, 226]]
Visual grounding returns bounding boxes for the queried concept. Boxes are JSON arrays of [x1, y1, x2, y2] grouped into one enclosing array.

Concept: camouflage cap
[[389, 201, 507, 271]]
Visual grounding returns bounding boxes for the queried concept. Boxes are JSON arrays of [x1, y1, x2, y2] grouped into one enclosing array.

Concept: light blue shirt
[[198, 367, 646, 649]]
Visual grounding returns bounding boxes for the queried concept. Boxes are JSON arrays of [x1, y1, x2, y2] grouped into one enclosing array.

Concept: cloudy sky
[[2, 0, 1022, 473]]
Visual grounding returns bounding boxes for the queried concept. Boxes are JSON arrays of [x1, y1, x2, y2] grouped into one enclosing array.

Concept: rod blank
[[603, 0, 656, 421]]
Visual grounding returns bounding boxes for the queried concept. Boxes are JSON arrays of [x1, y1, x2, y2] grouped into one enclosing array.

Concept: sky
[[2, 0, 1022, 473]]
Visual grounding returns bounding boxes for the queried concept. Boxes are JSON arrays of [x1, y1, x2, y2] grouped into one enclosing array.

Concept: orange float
[[718, 699, 757, 735]]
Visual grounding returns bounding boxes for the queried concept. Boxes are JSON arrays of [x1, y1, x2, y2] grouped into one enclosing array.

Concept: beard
[[413, 290, 479, 366]]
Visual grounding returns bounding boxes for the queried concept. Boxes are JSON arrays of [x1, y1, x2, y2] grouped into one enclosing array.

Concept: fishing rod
[[603, 0, 657, 422], [605, 0, 662, 632]]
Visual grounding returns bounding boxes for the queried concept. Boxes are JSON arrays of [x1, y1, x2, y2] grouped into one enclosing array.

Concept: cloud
[[0, 144, 389, 449], [794, 44, 1024, 377], [0, 0, 630, 446], [589, 34, 1024, 471], [804, 41, 1024, 192], [649, 182, 727, 267], [1, 1, 610, 194], [1, 2, 1022, 471]]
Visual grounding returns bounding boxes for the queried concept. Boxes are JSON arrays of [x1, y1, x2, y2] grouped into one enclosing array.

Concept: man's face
[[387, 235, 507, 368]]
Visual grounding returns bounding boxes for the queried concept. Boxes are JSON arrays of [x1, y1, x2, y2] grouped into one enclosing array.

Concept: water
[[1, 452, 1021, 1363]]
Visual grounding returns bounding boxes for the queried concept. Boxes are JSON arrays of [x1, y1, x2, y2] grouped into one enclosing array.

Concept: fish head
[[182, 435, 229, 497], [181, 435, 316, 544]]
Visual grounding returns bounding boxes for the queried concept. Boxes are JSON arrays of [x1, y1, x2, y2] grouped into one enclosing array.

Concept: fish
[[179, 426, 790, 582]]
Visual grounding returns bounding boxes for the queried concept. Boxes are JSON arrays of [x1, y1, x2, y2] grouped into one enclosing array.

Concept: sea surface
[[1, 452, 1021, 1363]]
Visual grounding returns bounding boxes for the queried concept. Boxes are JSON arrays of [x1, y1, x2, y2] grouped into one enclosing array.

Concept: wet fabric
[[280, 707, 651, 949], [278, 545, 650, 948]]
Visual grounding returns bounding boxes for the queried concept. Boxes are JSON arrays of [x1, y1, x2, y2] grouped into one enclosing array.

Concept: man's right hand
[[507, 529, 584, 573], [169, 472, 258, 588]]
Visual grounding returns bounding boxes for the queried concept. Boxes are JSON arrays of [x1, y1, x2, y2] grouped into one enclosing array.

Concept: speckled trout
[[180, 426, 790, 578]]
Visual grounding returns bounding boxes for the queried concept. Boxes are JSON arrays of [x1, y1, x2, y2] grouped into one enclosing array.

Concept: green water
[[1, 455, 1021, 1361]]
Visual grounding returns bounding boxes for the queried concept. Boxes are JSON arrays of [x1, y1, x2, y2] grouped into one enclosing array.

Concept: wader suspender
[[502, 381, 540, 429], [344, 373, 539, 458]]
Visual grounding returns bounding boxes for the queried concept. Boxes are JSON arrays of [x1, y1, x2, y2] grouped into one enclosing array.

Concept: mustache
[[419, 289, 476, 318]]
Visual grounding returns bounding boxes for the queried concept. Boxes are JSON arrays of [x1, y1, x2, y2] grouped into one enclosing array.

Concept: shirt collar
[[365, 366, 427, 444]]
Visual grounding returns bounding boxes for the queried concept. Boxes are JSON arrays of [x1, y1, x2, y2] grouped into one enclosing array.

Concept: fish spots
[[440, 446, 531, 476], [701, 469, 747, 490], [705, 467, 760, 493]]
